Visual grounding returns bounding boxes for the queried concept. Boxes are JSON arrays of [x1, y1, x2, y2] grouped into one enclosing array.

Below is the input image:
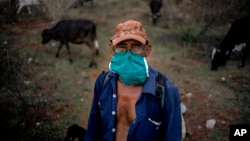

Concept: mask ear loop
[[142, 45, 146, 53], [142, 40, 149, 53]]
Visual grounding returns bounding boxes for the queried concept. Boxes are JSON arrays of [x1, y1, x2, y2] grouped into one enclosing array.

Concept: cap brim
[[112, 34, 146, 46]]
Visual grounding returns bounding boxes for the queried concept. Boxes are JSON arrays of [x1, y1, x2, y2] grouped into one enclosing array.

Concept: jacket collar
[[141, 66, 158, 96]]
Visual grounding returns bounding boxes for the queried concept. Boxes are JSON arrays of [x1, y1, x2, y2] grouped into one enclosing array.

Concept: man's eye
[[132, 44, 142, 48], [132, 45, 143, 50], [114, 45, 126, 52], [116, 45, 126, 48]]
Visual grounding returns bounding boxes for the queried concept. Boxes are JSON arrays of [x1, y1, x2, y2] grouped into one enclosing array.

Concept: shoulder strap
[[103, 71, 166, 106], [102, 70, 165, 108], [156, 71, 166, 109], [155, 71, 166, 139], [156, 72, 187, 139], [102, 70, 112, 88]]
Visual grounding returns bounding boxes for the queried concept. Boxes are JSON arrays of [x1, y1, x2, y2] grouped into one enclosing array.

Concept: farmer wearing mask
[[85, 20, 182, 141]]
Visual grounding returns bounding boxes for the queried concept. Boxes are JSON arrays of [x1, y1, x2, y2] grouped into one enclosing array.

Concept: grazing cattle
[[73, 0, 93, 8], [149, 0, 163, 25], [41, 19, 100, 67], [210, 16, 250, 70], [80, 0, 93, 6], [64, 124, 86, 141], [17, 0, 42, 15]]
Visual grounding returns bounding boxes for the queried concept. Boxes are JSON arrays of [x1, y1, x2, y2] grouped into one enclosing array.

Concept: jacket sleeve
[[162, 80, 182, 141], [84, 71, 107, 141]]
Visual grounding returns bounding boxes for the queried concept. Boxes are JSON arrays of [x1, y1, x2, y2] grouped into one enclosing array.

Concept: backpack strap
[[156, 71, 166, 109], [102, 70, 166, 112], [103, 70, 166, 108], [102, 70, 112, 88], [154, 71, 166, 139]]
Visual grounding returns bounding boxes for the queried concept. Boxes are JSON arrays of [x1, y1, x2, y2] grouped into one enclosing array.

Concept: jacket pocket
[[148, 117, 162, 126], [132, 117, 162, 141]]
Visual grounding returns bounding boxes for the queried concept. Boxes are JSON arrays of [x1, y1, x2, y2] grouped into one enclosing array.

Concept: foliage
[[181, 29, 196, 42], [0, 37, 68, 141], [0, 0, 18, 24], [42, 0, 76, 20], [163, 0, 250, 44]]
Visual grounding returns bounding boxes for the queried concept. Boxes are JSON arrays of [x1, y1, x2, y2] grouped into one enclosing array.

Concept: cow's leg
[[80, 0, 84, 7], [90, 48, 98, 68], [85, 40, 98, 68], [65, 43, 73, 63], [94, 40, 99, 55], [152, 14, 158, 25], [27, 6, 32, 15], [17, 4, 24, 14], [239, 47, 249, 68], [74, 0, 83, 8], [90, 0, 94, 7], [56, 42, 63, 58]]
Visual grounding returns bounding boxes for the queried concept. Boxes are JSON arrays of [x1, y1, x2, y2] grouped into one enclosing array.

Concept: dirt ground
[[1, 1, 250, 141]]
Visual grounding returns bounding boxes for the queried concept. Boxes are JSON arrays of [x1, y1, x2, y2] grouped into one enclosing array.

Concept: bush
[[43, 0, 75, 20], [0, 0, 18, 24]]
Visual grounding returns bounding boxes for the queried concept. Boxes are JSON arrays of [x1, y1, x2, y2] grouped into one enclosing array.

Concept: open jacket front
[[85, 66, 182, 141]]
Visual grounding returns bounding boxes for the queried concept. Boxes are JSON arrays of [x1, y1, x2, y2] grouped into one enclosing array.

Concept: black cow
[[73, 0, 94, 8], [80, 0, 93, 6], [149, 0, 163, 25], [210, 16, 250, 70], [41, 19, 99, 67], [64, 124, 86, 141]]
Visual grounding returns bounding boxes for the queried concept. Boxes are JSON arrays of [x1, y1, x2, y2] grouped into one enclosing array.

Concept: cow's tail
[[92, 25, 99, 56]]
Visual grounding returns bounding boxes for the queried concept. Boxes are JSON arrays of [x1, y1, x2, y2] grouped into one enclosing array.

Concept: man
[[85, 20, 182, 141]]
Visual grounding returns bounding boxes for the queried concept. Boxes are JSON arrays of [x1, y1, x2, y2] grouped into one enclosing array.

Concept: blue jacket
[[85, 67, 182, 141]]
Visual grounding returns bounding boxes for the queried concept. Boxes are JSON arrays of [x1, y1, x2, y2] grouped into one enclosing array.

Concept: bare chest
[[115, 81, 142, 141], [117, 91, 140, 124]]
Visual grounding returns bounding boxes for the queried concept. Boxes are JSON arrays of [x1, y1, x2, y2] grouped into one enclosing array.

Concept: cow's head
[[64, 124, 86, 141], [210, 48, 230, 71], [149, 0, 162, 25], [151, 12, 161, 25], [41, 29, 52, 44]]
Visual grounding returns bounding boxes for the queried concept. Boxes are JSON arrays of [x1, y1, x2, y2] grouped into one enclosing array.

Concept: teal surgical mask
[[109, 51, 149, 85]]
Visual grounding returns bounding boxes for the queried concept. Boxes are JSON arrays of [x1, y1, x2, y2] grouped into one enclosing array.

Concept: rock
[[221, 77, 226, 81], [28, 57, 32, 64], [181, 103, 187, 114], [186, 93, 192, 98], [206, 119, 216, 129]]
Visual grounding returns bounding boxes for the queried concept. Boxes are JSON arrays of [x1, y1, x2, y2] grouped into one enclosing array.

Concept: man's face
[[109, 39, 151, 57]]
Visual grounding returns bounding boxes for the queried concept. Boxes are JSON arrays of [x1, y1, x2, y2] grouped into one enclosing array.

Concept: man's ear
[[144, 45, 152, 57], [109, 43, 114, 55]]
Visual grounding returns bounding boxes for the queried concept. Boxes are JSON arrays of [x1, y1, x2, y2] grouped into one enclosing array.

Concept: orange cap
[[110, 20, 148, 45]]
